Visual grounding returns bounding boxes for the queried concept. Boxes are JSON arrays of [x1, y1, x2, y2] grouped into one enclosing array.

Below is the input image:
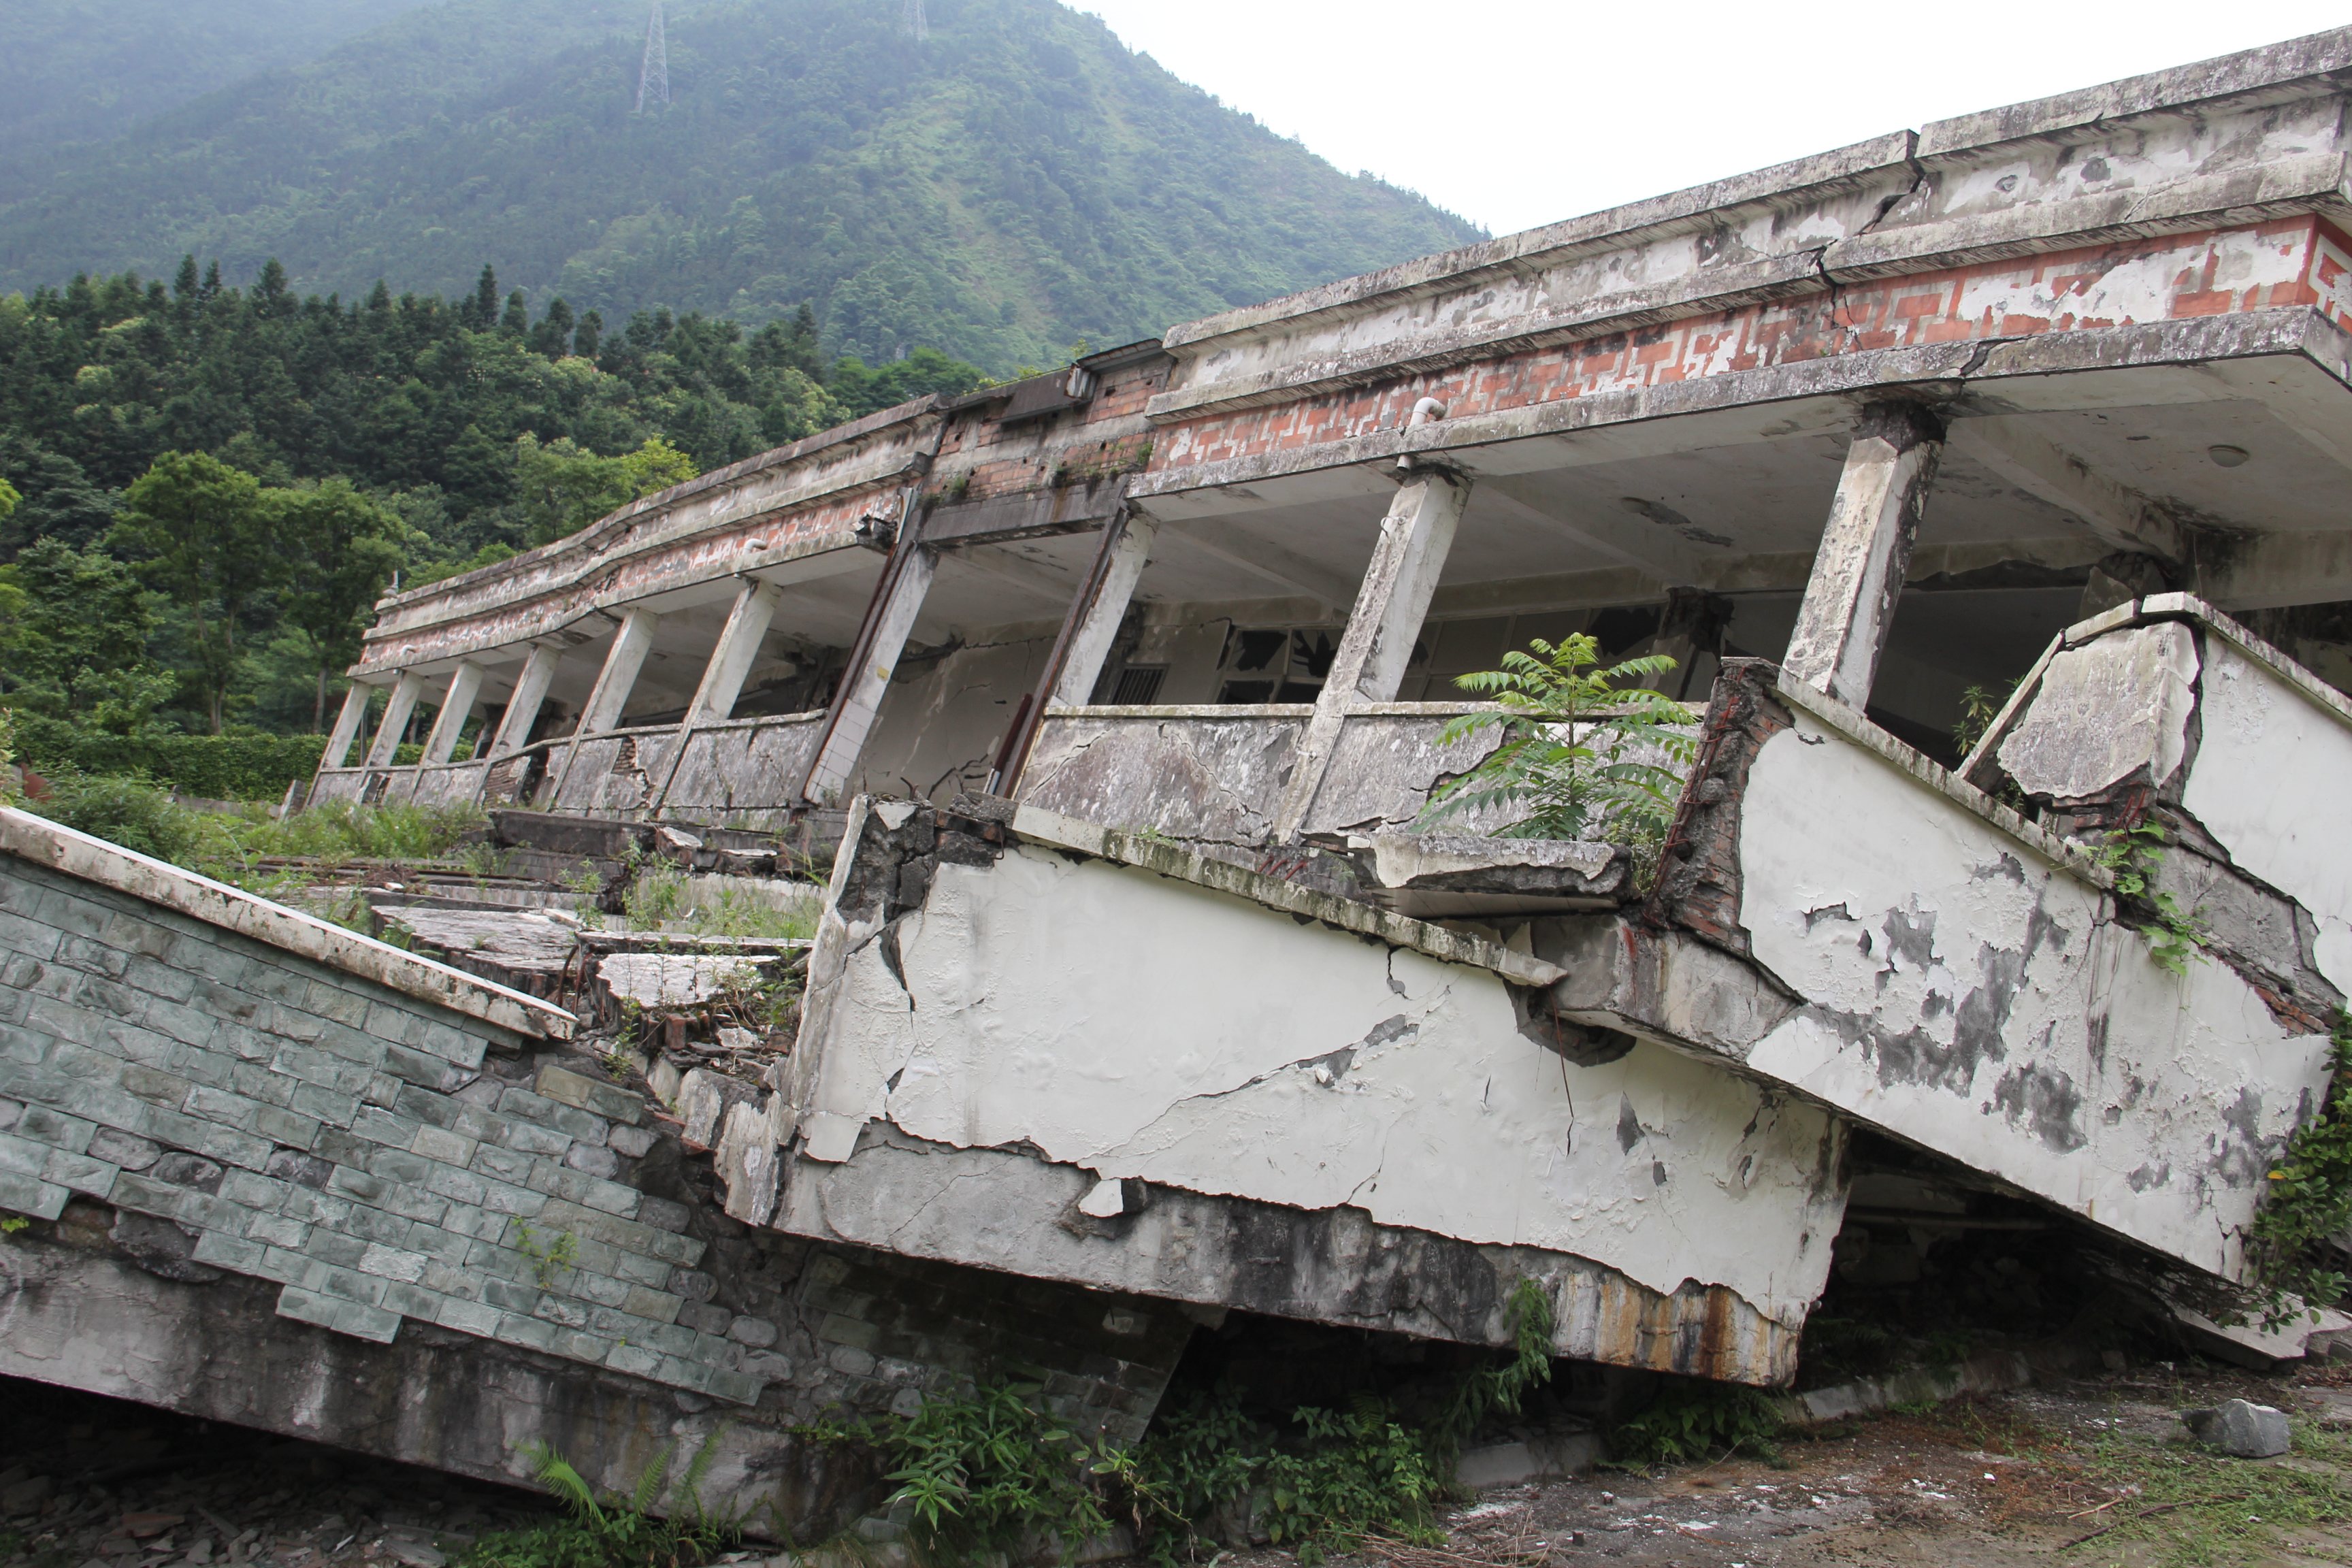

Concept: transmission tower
[[636, 0, 669, 112], [902, 0, 928, 41]]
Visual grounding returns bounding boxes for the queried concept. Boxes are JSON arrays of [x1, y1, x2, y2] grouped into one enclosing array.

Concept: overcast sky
[[1077, 3, 2352, 237]]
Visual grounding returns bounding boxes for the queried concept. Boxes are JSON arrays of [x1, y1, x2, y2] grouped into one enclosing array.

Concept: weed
[[1, 1214, 28, 1235], [1416, 635, 1697, 847], [1425, 1277, 1555, 1464], [880, 1380, 1112, 1565], [1102, 1390, 1444, 1567], [2245, 1009, 2352, 1328], [1607, 1379, 1784, 1468], [512, 1223, 578, 1288], [623, 858, 689, 929], [1105, 1282, 1550, 1565], [459, 1431, 740, 1568], [2089, 821, 2210, 978]]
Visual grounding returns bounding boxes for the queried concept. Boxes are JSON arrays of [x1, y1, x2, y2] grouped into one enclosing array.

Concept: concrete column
[[646, 579, 787, 814], [487, 643, 564, 755], [322, 683, 372, 769], [687, 578, 786, 725], [802, 546, 939, 803], [1051, 515, 1158, 706], [1782, 402, 1946, 710], [576, 607, 664, 736], [420, 662, 486, 765], [1271, 471, 1469, 841], [362, 672, 427, 767]]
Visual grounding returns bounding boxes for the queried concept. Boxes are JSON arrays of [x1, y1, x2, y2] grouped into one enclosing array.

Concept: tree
[[274, 478, 408, 730], [513, 435, 700, 545], [1416, 635, 1698, 845], [110, 452, 279, 733], [529, 297, 576, 358], [0, 538, 170, 734]]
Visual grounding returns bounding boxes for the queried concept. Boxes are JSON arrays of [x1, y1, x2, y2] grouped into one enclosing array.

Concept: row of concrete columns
[[322, 397, 1964, 815], [321, 578, 790, 782]]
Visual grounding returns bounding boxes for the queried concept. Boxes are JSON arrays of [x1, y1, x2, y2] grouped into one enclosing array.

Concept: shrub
[[9, 712, 329, 800], [1416, 634, 1697, 845]]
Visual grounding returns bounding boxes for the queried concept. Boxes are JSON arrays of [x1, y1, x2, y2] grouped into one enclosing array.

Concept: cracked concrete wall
[[779, 800, 1848, 1384], [1017, 708, 1535, 850], [1737, 701, 2325, 1281], [1661, 621, 2344, 1286], [0, 808, 1200, 1522]]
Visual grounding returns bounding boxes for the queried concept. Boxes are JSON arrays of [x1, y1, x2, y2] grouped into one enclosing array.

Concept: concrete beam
[[362, 671, 427, 768], [1160, 515, 1362, 612], [420, 662, 486, 766], [1273, 471, 1470, 841], [1949, 416, 2187, 564], [936, 544, 1083, 608], [802, 546, 940, 803], [1053, 517, 1158, 706], [1784, 402, 1946, 710], [488, 643, 564, 755], [323, 682, 372, 770], [1477, 474, 1705, 585]]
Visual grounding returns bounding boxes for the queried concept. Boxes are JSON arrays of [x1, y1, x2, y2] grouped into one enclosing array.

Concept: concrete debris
[[2182, 1399, 2292, 1458]]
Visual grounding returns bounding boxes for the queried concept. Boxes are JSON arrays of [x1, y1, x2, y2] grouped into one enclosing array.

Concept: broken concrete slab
[[1339, 832, 1633, 915], [1998, 621, 2198, 801]]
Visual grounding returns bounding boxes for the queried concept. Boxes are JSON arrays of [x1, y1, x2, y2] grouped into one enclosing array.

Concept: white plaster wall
[[796, 843, 1846, 1326], [2178, 636, 2352, 991], [1740, 714, 2332, 1281]]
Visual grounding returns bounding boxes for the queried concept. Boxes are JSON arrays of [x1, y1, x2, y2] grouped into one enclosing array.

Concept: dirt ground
[[1243, 1362, 2352, 1568], [3, 1360, 2351, 1568]]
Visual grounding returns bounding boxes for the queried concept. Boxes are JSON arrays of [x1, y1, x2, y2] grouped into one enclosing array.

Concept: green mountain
[[2, 0, 438, 152], [0, 0, 1484, 372]]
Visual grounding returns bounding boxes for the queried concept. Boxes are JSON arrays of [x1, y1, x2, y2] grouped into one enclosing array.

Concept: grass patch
[[2058, 1420, 2352, 1565], [13, 770, 487, 928]]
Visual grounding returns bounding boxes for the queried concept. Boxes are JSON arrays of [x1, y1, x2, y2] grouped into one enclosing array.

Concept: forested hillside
[[0, 0, 1484, 372], [0, 262, 985, 749], [3, 0, 437, 151]]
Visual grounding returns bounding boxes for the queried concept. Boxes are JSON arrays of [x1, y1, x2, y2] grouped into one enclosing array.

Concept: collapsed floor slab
[[750, 798, 1848, 1386]]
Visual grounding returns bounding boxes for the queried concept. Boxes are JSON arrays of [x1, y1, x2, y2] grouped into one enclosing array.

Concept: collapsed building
[[11, 24, 2352, 1532]]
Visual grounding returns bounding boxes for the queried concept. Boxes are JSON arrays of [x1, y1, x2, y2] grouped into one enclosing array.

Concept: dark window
[[1228, 629, 1288, 671], [1590, 604, 1663, 657], [1218, 680, 1276, 704]]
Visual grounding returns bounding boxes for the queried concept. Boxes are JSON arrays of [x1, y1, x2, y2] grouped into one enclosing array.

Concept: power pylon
[[636, 0, 669, 112], [902, 0, 928, 41]]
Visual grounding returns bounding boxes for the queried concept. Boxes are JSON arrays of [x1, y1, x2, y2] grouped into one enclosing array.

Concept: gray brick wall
[[0, 856, 762, 1405], [1, 848, 1198, 1449]]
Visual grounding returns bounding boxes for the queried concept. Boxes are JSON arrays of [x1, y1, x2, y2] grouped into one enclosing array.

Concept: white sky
[[1077, 2, 2352, 237]]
